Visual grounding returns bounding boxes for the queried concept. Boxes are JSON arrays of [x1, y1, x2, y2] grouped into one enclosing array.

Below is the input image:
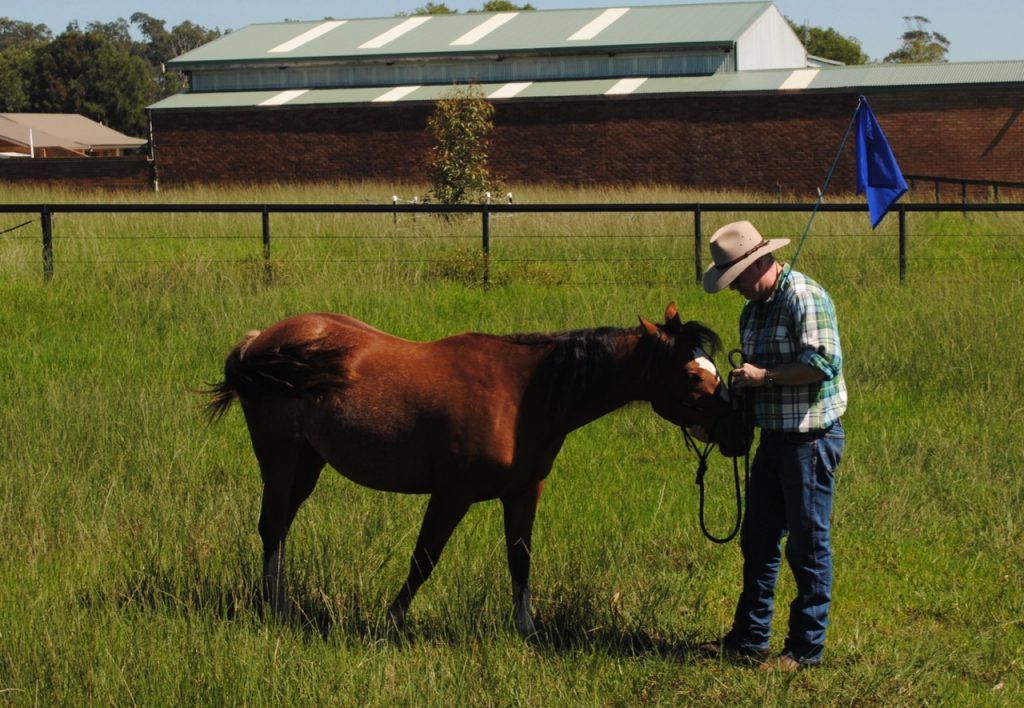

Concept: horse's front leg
[[502, 483, 542, 641], [387, 490, 472, 631]]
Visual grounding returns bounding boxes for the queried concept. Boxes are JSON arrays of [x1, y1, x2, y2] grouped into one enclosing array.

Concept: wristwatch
[[765, 369, 775, 387]]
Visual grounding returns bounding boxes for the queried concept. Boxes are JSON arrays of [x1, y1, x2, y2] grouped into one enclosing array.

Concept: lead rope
[[684, 349, 751, 544]]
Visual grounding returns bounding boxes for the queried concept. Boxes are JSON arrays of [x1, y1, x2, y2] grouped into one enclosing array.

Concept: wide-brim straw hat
[[702, 220, 790, 293]]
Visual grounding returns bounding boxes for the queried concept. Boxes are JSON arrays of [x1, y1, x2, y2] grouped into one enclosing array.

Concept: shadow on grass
[[82, 566, 719, 662]]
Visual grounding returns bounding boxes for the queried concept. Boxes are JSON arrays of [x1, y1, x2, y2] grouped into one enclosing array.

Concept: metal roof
[[168, 2, 774, 67], [149, 60, 1024, 112]]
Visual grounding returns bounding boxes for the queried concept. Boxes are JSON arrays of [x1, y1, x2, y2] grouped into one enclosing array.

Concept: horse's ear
[[664, 302, 683, 332], [639, 316, 659, 336]]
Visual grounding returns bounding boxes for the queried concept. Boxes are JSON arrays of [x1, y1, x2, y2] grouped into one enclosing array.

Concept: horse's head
[[640, 303, 753, 458]]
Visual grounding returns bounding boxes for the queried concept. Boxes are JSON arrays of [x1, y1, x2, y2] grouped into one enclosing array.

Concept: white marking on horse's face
[[691, 348, 728, 401], [693, 349, 720, 381]]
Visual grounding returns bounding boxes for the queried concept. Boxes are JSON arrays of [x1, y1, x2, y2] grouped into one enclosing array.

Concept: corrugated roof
[[168, 2, 773, 67], [149, 60, 1024, 111], [0, 113, 146, 148]]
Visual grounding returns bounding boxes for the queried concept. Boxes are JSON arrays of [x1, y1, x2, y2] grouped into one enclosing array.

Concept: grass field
[[0, 182, 1021, 705]]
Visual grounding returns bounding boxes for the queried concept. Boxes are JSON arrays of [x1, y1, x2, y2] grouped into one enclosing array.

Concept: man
[[697, 220, 847, 672]]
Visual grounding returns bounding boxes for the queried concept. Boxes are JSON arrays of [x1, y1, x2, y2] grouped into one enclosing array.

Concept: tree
[[0, 18, 51, 111], [787, 19, 867, 65], [131, 13, 222, 62], [403, 2, 536, 13], [471, 2, 536, 11], [0, 45, 35, 111], [427, 83, 497, 205], [85, 18, 133, 46], [28, 27, 154, 136], [0, 17, 51, 50], [131, 13, 223, 98], [884, 16, 949, 63], [0, 13, 221, 131], [411, 3, 457, 14]]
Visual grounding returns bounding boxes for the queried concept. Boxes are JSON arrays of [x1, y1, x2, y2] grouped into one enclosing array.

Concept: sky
[[10, 0, 1023, 64]]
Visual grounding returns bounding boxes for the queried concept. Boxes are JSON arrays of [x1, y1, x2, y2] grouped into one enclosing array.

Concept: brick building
[[148, 3, 1024, 198]]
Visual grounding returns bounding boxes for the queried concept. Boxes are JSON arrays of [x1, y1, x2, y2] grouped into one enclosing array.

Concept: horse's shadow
[[84, 567, 704, 660]]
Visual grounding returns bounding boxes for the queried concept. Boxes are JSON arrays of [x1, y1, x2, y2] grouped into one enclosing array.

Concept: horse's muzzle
[[710, 410, 754, 458]]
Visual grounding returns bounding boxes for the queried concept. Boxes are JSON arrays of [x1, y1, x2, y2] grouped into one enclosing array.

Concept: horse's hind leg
[[502, 483, 542, 641], [255, 438, 325, 617], [387, 491, 472, 631]]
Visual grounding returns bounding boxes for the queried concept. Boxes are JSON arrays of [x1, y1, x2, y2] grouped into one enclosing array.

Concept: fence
[[1, 201, 1022, 284], [905, 174, 1024, 205]]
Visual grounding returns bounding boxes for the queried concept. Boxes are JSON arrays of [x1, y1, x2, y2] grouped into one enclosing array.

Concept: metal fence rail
[[2, 201, 1022, 283]]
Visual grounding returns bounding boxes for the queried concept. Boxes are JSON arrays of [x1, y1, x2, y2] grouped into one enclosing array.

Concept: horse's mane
[[498, 320, 721, 410], [671, 320, 723, 359], [496, 327, 627, 408]]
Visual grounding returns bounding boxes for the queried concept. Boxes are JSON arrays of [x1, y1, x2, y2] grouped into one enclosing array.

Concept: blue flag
[[856, 96, 907, 228]]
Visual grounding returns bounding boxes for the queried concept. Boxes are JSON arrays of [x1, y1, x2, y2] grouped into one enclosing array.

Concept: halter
[[680, 348, 751, 544]]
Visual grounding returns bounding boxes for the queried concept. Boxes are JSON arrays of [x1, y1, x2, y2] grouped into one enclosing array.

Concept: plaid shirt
[[739, 268, 847, 433]]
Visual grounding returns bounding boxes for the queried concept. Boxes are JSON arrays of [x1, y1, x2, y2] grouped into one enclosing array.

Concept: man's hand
[[731, 363, 769, 388]]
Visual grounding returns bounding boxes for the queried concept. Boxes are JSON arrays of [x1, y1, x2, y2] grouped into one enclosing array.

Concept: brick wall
[[0, 156, 152, 190], [150, 87, 1024, 198]]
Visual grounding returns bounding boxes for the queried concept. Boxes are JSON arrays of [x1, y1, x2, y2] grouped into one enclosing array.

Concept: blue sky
[[15, 1, 1023, 63]]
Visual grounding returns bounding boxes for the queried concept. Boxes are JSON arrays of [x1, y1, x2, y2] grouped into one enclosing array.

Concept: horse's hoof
[[516, 615, 540, 644], [386, 606, 406, 632]]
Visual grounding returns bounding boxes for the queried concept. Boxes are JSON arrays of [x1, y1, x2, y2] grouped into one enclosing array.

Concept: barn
[[147, 2, 1024, 198]]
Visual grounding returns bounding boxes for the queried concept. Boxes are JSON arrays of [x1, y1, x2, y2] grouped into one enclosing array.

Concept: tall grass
[[0, 183, 1021, 705]]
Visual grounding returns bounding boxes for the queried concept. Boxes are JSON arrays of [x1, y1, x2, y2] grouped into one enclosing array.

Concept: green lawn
[[0, 183, 1020, 705]]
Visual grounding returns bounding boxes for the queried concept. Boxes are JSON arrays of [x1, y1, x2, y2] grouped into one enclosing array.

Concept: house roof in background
[[0, 113, 146, 149], [168, 2, 774, 67], [0, 116, 84, 150]]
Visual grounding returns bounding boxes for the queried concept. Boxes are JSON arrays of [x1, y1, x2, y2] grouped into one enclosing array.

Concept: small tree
[[411, 3, 456, 14], [472, 2, 537, 11], [427, 83, 497, 205], [787, 19, 867, 64], [884, 16, 950, 63]]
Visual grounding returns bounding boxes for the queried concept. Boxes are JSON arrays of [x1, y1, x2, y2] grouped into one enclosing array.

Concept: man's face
[[729, 257, 772, 301]]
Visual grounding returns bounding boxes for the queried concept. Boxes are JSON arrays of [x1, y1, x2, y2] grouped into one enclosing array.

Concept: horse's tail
[[205, 329, 351, 422]]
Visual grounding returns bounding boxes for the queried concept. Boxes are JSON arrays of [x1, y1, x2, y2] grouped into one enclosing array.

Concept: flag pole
[[781, 96, 864, 284]]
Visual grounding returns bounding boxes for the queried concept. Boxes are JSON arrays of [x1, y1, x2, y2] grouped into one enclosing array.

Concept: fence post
[[693, 205, 703, 285], [41, 207, 53, 282], [262, 206, 273, 285], [262, 206, 271, 259], [482, 193, 491, 288], [898, 205, 907, 282]]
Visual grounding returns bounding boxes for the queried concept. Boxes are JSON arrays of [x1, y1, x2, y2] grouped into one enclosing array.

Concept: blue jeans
[[727, 419, 844, 663]]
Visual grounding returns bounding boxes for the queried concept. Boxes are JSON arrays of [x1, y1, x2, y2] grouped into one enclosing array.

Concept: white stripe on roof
[[372, 85, 421, 102], [779, 69, 820, 90], [568, 8, 629, 41], [451, 13, 518, 46], [359, 17, 432, 49], [605, 77, 647, 95], [488, 82, 532, 99], [268, 21, 346, 53], [259, 89, 309, 106]]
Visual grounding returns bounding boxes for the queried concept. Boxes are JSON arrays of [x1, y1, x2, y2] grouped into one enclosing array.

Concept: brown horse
[[207, 302, 750, 639]]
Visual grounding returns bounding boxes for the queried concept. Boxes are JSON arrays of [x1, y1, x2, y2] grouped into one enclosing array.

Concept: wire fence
[[1, 201, 1022, 285]]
